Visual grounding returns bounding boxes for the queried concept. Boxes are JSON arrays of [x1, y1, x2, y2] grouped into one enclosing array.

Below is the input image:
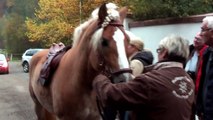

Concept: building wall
[[125, 13, 213, 63], [129, 23, 201, 63]]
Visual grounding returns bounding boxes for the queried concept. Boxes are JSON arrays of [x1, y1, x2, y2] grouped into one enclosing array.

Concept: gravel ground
[[0, 61, 37, 120]]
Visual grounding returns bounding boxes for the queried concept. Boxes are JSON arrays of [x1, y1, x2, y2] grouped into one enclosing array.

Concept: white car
[[22, 48, 43, 73]]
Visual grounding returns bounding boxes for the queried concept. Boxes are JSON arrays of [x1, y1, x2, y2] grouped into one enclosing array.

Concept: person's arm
[[130, 59, 144, 76], [93, 74, 150, 110]]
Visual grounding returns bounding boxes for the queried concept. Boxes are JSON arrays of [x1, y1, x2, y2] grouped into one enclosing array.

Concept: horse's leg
[[35, 101, 46, 120], [29, 84, 44, 120], [44, 109, 57, 120], [29, 85, 56, 120], [32, 94, 56, 120], [37, 107, 56, 120]]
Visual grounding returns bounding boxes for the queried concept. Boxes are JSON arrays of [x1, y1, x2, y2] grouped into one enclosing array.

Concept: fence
[[1, 49, 23, 61], [2, 53, 22, 61]]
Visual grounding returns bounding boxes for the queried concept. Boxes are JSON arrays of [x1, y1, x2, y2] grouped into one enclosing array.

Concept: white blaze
[[113, 28, 129, 69]]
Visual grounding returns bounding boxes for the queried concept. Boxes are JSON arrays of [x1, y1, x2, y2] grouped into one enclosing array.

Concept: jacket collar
[[153, 62, 183, 70], [144, 61, 183, 72]]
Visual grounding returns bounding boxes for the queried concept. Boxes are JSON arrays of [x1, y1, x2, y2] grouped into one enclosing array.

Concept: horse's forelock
[[90, 28, 104, 51]]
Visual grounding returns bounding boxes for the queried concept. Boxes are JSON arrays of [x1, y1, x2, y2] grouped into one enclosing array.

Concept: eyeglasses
[[201, 27, 212, 32], [156, 47, 164, 53]]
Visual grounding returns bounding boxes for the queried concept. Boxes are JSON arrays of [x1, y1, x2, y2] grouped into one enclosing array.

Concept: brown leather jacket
[[93, 62, 195, 120]]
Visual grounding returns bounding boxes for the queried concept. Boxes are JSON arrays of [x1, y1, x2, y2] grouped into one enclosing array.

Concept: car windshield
[[0, 54, 6, 61], [25, 49, 42, 56]]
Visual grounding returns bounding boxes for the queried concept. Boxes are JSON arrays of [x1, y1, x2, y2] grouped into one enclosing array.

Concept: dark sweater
[[131, 51, 154, 66]]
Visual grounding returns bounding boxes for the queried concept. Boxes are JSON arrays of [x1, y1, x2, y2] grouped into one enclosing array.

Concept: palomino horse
[[29, 3, 131, 120]]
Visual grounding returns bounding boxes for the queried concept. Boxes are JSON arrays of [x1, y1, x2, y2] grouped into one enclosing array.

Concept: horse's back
[[29, 49, 55, 111], [29, 49, 49, 80]]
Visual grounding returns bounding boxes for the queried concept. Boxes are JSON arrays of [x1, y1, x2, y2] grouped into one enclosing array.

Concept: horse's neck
[[64, 47, 98, 88]]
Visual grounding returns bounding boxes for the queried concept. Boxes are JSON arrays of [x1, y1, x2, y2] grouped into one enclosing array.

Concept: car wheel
[[23, 62, 29, 73]]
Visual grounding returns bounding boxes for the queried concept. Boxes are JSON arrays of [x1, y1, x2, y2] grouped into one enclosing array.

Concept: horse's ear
[[98, 3, 108, 25], [119, 7, 128, 23]]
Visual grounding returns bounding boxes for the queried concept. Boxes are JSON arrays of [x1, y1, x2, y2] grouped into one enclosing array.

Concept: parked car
[[0, 54, 9, 74], [22, 48, 43, 73]]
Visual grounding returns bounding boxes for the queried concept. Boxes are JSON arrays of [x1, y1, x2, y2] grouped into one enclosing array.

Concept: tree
[[3, 0, 212, 53], [26, 0, 123, 47], [127, 0, 213, 20], [1, 0, 40, 54]]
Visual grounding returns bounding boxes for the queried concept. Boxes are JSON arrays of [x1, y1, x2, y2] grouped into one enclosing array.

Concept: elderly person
[[93, 35, 195, 120], [196, 16, 213, 120], [185, 32, 208, 93], [127, 37, 153, 76]]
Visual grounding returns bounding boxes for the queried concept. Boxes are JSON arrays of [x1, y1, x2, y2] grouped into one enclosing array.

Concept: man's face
[[193, 36, 205, 50], [201, 22, 213, 47], [127, 44, 137, 57]]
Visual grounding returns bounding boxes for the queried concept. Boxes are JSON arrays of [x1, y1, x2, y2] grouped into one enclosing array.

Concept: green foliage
[[26, 0, 79, 47], [1, 0, 213, 53], [2, 13, 40, 53], [1, 0, 40, 54], [128, 0, 213, 20], [25, 0, 123, 47]]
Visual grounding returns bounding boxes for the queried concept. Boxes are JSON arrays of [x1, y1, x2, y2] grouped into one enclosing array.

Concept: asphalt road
[[0, 61, 37, 120]]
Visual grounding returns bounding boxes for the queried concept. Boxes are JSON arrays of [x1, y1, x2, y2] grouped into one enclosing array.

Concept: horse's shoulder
[[34, 49, 48, 57]]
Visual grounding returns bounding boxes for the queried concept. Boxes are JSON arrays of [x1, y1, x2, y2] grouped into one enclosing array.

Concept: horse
[[29, 3, 131, 120]]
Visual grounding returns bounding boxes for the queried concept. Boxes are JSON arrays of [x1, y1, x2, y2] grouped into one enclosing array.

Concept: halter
[[98, 22, 132, 82], [108, 23, 130, 42], [97, 46, 132, 120], [96, 19, 132, 120], [98, 57, 132, 83]]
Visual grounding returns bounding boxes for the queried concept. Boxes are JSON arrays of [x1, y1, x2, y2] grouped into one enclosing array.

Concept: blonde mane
[[72, 18, 96, 47]]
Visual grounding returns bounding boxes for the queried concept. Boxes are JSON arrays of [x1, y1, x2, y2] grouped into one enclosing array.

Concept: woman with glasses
[[93, 34, 195, 120]]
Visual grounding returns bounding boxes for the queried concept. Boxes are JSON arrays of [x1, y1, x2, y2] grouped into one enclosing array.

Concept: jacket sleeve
[[93, 74, 150, 110]]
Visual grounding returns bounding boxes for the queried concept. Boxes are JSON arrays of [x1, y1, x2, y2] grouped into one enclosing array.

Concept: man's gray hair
[[203, 16, 213, 29], [159, 34, 189, 60]]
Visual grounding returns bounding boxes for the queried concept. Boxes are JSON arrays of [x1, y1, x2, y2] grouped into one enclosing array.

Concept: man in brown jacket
[[93, 34, 195, 120]]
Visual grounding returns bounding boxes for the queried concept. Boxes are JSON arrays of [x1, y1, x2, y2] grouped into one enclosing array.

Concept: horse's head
[[73, 3, 132, 82]]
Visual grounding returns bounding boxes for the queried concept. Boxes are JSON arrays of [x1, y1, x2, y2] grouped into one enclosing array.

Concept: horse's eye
[[102, 38, 109, 47]]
